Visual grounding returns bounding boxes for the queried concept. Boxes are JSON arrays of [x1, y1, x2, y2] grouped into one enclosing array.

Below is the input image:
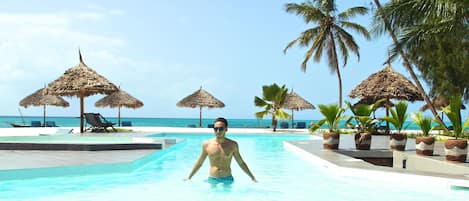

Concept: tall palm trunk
[[272, 116, 278, 132], [330, 32, 343, 108], [372, 0, 448, 132]]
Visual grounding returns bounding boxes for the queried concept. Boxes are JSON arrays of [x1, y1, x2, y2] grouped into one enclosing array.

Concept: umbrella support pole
[[291, 109, 294, 129], [386, 96, 390, 134], [43, 105, 46, 127], [199, 106, 202, 128], [118, 106, 121, 127], [80, 94, 84, 133]]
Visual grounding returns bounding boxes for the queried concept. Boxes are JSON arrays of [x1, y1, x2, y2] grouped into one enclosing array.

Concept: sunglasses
[[213, 127, 225, 132]]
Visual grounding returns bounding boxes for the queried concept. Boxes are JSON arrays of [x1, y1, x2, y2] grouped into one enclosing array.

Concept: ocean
[[0, 116, 425, 130]]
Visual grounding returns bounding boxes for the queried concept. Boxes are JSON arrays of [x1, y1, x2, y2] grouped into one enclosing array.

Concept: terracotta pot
[[444, 139, 468, 162], [323, 132, 340, 150], [389, 133, 407, 151], [354, 132, 371, 150], [415, 136, 435, 156]]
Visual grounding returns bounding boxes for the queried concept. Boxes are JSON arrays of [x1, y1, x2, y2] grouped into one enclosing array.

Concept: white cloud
[[0, 9, 130, 116], [75, 12, 105, 20], [0, 13, 70, 27]]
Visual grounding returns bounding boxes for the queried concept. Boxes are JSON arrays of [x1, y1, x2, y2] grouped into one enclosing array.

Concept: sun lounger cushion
[[121, 121, 132, 127], [31, 121, 41, 127]]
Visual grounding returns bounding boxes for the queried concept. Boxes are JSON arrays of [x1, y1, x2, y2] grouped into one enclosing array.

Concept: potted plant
[[441, 95, 469, 162], [411, 112, 435, 156], [345, 100, 383, 150], [311, 103, 346, 150], [382, 101, 409, 151]]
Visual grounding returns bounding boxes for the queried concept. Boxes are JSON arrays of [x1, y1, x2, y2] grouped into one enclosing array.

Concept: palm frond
[[335, 26, 360, 59], [274, 109, 291, 120], [255, 111, 270, 119], [285, 2, 325, 24], [283, 38, 300, 54], [254, 96, 268, 107], [325, 39, 338, 73], [335, 35, 349, 67], [299, 27, 323, 47], [338, 6, 368, 21], [339, 21, 371, 40], [411, 112, 433, 136]]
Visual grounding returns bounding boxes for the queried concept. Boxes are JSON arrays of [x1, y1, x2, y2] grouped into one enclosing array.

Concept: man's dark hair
[[214, 117, 228, 127]]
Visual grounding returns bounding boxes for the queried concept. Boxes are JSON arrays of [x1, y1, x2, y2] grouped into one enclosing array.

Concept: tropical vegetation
[[345, 99, 383, 133], [410, 112, 433, 137], [441, 95, 469, 139], [284, 0, 370, 107], [381, 101, 409, 134], [254, 83, 291, 132], [310, 103, 346, 133], [371, 0, 468, 130]]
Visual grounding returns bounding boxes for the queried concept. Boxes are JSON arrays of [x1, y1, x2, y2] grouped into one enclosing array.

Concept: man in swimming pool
[[186, 117, 257, 184]]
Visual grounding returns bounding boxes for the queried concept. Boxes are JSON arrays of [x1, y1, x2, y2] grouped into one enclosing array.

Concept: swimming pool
[[0, 133, 467, 201]]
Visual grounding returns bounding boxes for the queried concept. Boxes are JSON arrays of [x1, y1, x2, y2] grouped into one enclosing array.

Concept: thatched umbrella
[[282, 91, 315, 127], [95, 88, 144, 127], [176, 87, 225, 127], [19, 87, 70, 127], [45, 50, 118, 133], [349, 65, 424, 131]]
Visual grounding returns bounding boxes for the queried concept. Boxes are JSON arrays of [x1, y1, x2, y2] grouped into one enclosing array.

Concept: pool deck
[[284, 134, 469, 189], [0, 127, 468, 186]]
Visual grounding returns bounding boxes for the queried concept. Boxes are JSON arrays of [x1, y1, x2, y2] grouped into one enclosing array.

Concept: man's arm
[[186, 143, 208, 180], [233, 142, 257, 182]]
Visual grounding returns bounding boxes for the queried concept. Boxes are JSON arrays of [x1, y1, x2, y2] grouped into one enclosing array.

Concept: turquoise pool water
[[0, 133, 467, 201]]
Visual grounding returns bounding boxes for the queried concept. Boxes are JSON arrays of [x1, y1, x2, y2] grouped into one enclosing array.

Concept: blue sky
[[0, 0, 450, 120]]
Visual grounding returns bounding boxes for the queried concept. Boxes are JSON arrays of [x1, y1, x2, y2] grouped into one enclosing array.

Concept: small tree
[[441, 95, 469, 139], [254, 83, 291, 131], [382, 101, 409, 134], [345, 99, 384, 133], [310, 103, 346, 133], [411, 112, 433, 137]]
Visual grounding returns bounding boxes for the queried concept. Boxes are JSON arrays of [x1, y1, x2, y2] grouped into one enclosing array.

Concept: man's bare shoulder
[[202, 139, 213, 147], [224, 138, 238, 145]]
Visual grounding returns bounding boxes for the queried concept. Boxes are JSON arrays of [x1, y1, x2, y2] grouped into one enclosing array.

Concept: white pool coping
[[284, 140, 469, 191]]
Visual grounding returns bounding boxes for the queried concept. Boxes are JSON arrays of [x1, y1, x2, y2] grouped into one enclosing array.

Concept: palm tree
[[284, 0, 370, 107], [370, 0, 465, 132], [254, 83, 291, 131]]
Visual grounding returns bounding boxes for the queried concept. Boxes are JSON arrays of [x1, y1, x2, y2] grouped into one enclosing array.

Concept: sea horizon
[[0, 115, 437, 130]]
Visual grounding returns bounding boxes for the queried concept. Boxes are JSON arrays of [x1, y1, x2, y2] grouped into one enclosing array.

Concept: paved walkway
[[285, 134, 469, 188]]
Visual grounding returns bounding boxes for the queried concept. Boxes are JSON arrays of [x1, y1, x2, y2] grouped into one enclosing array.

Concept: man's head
[[213, 117, 228, 137]]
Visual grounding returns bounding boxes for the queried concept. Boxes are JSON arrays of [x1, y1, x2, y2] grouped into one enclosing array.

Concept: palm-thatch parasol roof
[[20, 87, 70, 126], [177, 87, 225, 127], [95, 88, 144, 126], [282, 91, 314, 127], [349, 65, 424, 102], [349, 65, 424, 133], [46, 50, 118, 133]]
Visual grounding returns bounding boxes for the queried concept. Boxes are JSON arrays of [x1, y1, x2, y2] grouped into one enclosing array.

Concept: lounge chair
[[31, 121, 42, 127], [296, 122, 306, 129], [280, 122, 289, 129], [45, 121, 57, 127], [121, 121, 132, 127], [84, 113, 117, 132]]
